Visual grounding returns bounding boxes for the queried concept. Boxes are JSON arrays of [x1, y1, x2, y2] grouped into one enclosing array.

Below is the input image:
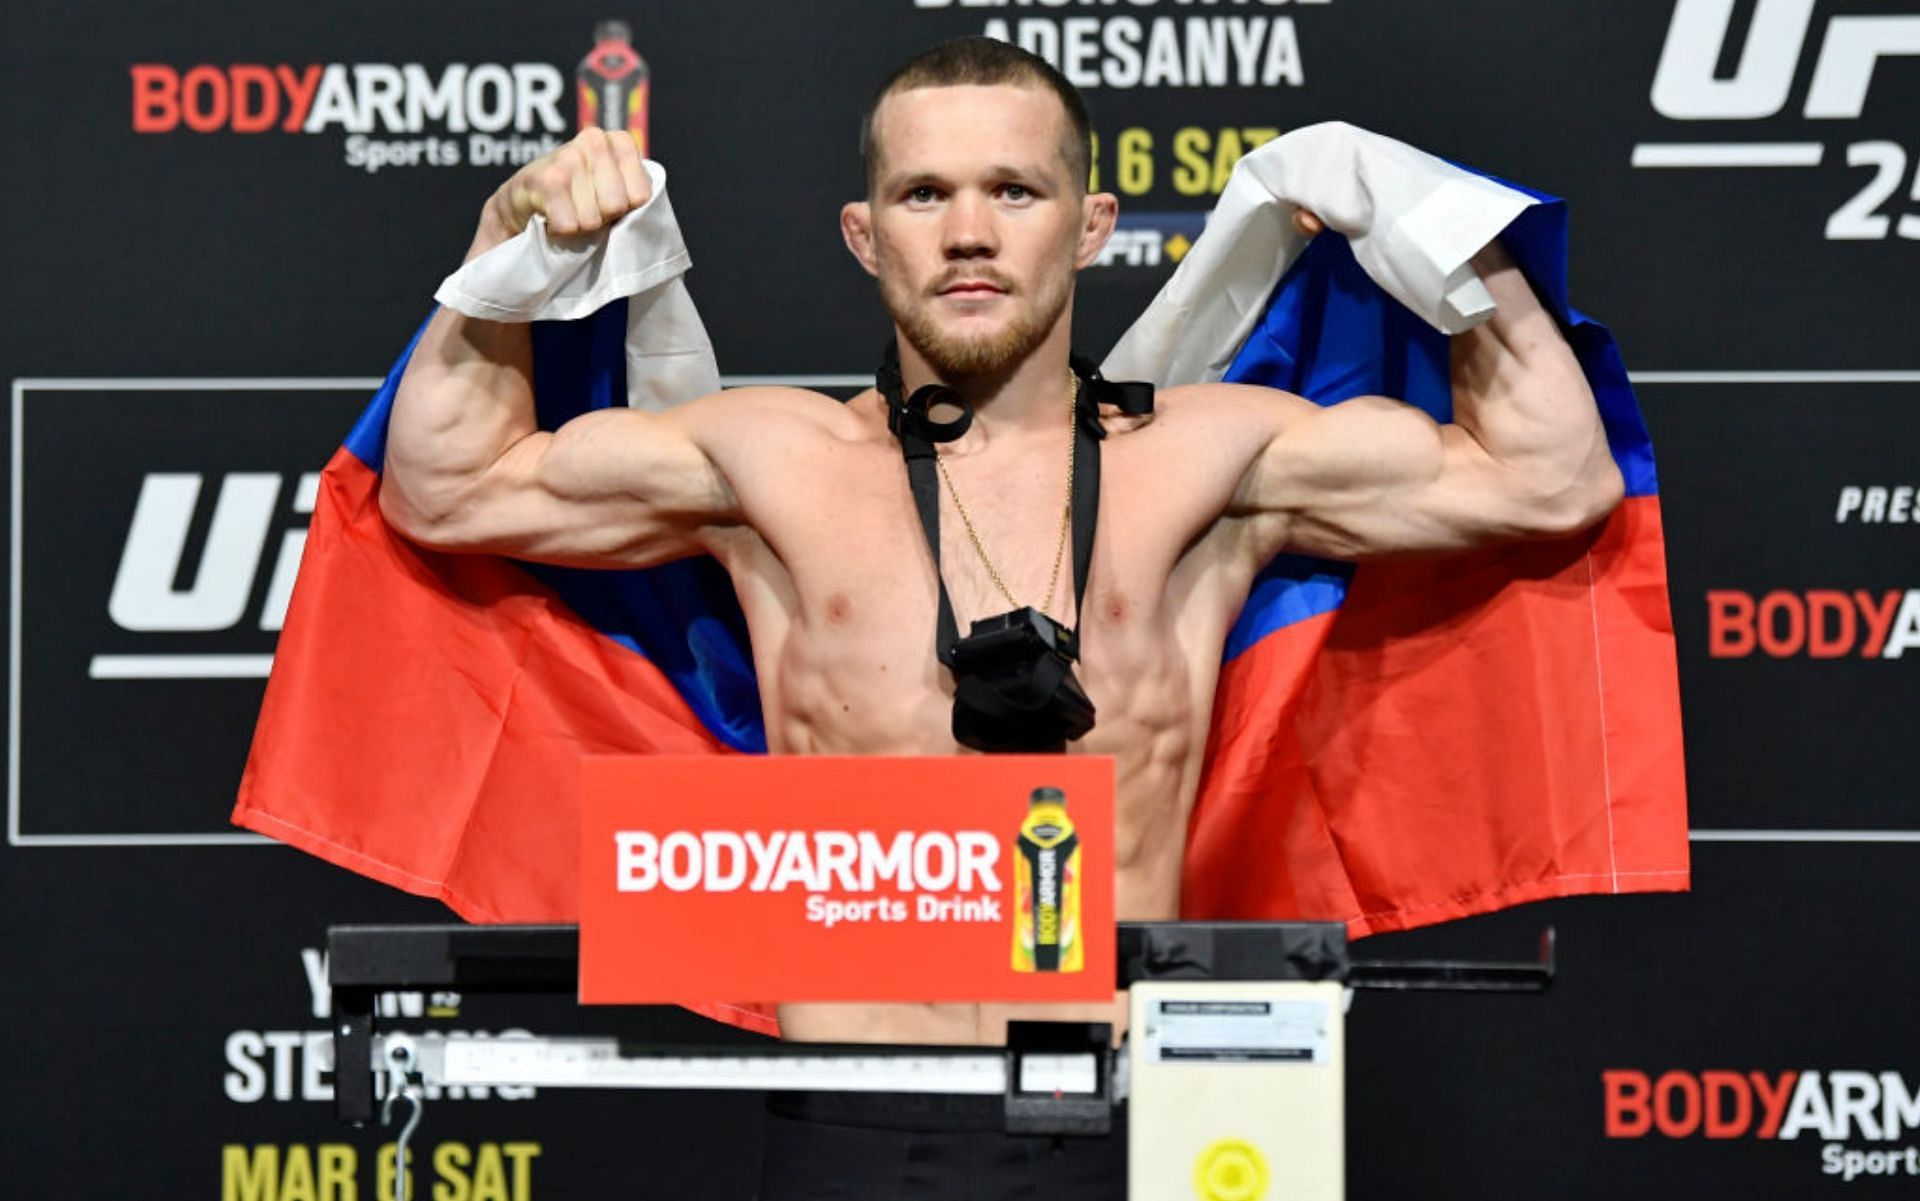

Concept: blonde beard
[[882, 270, 1073, 381]]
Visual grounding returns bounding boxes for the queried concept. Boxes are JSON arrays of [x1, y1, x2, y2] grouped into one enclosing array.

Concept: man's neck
[[895, 321, 1078, 436]]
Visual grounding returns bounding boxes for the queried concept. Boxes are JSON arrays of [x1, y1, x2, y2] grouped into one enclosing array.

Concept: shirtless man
[[381, 38, 1618, 1183]]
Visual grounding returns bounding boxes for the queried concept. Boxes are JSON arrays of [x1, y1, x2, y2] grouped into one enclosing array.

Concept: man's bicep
[[385, 395, 742, 567], [529, 401, 743, 562], [1244, 394, 1539, 559]]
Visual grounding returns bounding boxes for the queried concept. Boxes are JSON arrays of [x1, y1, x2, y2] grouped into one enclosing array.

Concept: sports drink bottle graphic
[[577, 19, 650, 154], [1012, 787, 1083, 972]]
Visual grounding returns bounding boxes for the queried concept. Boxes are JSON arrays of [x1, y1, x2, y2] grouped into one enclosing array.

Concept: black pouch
[[949, 608, 1096, 752]]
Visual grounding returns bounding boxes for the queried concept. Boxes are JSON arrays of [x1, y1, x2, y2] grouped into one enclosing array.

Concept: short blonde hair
[[859, 36, 1092, 196]]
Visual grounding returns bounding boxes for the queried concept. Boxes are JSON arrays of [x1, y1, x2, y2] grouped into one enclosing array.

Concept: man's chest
[[725, 452, 1251, 735], [735, 437, 1224, 630]]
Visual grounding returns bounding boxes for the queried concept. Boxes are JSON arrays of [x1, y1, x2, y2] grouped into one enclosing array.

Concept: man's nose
[[942, 193, 998, 259]]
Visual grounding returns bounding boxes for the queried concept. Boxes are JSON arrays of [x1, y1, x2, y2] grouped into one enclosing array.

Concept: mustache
[[928, 268, 1016, 296]]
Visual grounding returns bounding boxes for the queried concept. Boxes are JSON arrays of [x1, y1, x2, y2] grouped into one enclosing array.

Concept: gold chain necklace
[[934, 372, 1080, 618]]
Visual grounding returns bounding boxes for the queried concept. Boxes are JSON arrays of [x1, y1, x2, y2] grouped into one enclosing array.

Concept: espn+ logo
[[1605, 1070, 1920, 1182]]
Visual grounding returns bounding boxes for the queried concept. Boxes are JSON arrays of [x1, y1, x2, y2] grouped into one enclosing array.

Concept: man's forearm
[[380, 127, 656, 541], [1447, 243, 1623, 530], [380, 308, 540, 537]]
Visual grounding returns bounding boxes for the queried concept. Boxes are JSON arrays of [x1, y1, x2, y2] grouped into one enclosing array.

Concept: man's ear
[[841, 201, 878, 277], [1073, 191, 1119, 270]]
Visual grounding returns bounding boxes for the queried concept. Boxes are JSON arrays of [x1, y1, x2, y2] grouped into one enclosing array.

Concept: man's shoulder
[[1151, 380, 1310, 409], [1112, 381, 1314, 440], [683, 384, 882, 442], [675, 383, 898, 458]]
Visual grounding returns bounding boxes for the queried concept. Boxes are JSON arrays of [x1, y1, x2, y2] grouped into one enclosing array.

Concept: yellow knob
[[1193, 1138, 1268, 1201]]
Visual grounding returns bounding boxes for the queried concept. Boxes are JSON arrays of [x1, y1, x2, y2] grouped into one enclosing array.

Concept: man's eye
[[908, 186, 939, 204], [1002, 184, 1030, 201]]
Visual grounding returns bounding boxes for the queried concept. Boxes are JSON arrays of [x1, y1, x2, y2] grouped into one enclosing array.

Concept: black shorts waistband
[[766, 1089, 1007, 1133], [766, 1089, 1128, 1135]]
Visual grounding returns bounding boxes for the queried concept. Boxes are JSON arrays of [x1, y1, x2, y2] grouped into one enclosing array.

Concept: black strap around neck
[[877, 344, 1153, 665]]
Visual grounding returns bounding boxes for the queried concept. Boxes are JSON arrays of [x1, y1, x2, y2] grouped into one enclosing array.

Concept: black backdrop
[[4, 1, 1917, 1197]]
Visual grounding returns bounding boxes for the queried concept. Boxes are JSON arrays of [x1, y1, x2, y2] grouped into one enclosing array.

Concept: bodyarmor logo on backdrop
[[1704, 588, 1920, 658], [1716, 474, 1920, 660], [128, 60, 568, 173], [1636, 0, 1920, 240], [8, 380, 365, 844], [1604, 1069, 1920, 1184], [129, 20, 649, 175]]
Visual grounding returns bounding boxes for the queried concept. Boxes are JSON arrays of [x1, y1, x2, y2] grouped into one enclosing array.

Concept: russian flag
[[235, 158, 1686, 1036], [1180, 182, 1687, 931]]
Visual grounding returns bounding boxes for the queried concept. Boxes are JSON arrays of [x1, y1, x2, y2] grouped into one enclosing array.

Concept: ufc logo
[[108, 471, 318, 633], [1652, 0, 1920, 120]]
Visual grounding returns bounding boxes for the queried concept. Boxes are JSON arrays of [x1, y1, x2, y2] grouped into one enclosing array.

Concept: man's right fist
[[469, 128, 652, 257]]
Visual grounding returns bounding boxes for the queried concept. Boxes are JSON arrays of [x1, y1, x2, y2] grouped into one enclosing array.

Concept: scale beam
[[327, 920, 1552, 1135]]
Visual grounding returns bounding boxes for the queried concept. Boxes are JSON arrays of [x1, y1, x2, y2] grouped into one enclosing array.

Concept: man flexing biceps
[[381, 37, 1621, 1197]]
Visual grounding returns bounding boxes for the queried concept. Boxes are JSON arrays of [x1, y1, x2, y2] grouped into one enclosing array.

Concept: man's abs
[[703, 396, 1244, 1046]]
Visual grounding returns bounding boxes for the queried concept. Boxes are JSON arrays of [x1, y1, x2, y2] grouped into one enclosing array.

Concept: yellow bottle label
[[1012, 792, 1082, 972]]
